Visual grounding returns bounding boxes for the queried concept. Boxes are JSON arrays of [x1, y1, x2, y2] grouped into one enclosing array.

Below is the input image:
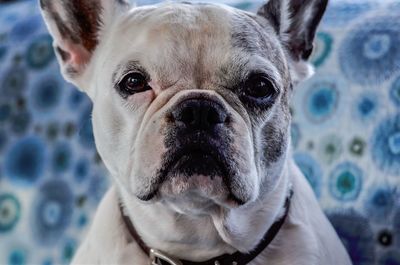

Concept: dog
[[40, 0, 352, 264]]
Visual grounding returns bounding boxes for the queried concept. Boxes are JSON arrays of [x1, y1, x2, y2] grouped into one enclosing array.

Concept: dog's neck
[[118, 160, 291, 262]]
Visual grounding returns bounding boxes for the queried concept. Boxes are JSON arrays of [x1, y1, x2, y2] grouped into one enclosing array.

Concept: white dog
[[40, 0, 352, 264]]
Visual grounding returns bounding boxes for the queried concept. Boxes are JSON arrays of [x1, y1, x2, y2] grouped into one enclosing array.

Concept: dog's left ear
[[257, 0, 328, 82], [39, 0, 131, 91]]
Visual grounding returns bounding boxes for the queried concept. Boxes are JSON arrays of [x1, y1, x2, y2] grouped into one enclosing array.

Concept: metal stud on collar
[[150, 249, 183, 265]]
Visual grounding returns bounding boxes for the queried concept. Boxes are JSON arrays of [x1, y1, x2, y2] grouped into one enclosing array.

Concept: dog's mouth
[[168, 148, 226, 178], [138, 144, 245, 206]]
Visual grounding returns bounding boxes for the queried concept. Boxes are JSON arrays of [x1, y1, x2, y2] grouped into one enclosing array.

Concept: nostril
[[206, 106, 227, 125], [180, 106, 196, 125]]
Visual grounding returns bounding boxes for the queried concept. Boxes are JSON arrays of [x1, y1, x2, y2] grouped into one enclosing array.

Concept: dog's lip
[[164, 146, 228, 178], [151, 145, 246, 204], [136, 144, 229, 202]]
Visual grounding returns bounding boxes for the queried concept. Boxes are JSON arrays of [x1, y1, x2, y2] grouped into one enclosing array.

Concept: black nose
[[172, 98, 228, 130]]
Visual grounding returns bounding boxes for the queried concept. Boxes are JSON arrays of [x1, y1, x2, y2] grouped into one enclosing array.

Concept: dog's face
[[40, 0, 327, 214]]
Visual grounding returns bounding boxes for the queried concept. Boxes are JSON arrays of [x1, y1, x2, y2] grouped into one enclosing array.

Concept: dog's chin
[[158, 173, 239, 213]]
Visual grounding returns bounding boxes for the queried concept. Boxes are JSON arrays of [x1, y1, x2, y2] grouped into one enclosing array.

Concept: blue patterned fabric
[[0, 1, 399, 264]]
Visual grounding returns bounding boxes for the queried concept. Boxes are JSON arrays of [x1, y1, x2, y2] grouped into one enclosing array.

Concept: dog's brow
[[112, 61, 149, 84], [248, 57, 282, 89], [220, 54, 283, 93]]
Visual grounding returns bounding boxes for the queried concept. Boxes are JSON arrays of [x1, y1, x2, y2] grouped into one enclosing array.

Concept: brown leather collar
[[120, 190, 293, 265]]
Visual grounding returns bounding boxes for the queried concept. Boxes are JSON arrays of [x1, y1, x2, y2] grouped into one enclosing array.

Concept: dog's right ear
[[39, 0, 131, 91], [257, 0, 328, 83]]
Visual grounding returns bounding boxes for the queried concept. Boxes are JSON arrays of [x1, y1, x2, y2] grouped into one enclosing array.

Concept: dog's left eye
[[243, 74, 276, 100], [118, 72, 151, 96]]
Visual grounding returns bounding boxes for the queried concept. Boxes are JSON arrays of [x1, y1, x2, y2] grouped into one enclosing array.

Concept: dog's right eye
[[117, 72, 151, 96], [243, 75, 276, 100], [240, 74, 278, 108]]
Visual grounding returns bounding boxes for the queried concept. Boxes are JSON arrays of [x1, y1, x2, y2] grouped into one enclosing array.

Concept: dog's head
[[40, 0, 327, 214]]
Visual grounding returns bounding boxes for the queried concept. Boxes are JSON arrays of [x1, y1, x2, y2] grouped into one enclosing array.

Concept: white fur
[[40, 2, 351, 265], [72, 155, 351, 264]]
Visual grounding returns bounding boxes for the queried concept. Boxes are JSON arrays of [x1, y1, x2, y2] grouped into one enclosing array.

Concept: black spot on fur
[[229, 13, 287, 77], [231, 13, 274, 56], [261, 122, 288, 165]]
